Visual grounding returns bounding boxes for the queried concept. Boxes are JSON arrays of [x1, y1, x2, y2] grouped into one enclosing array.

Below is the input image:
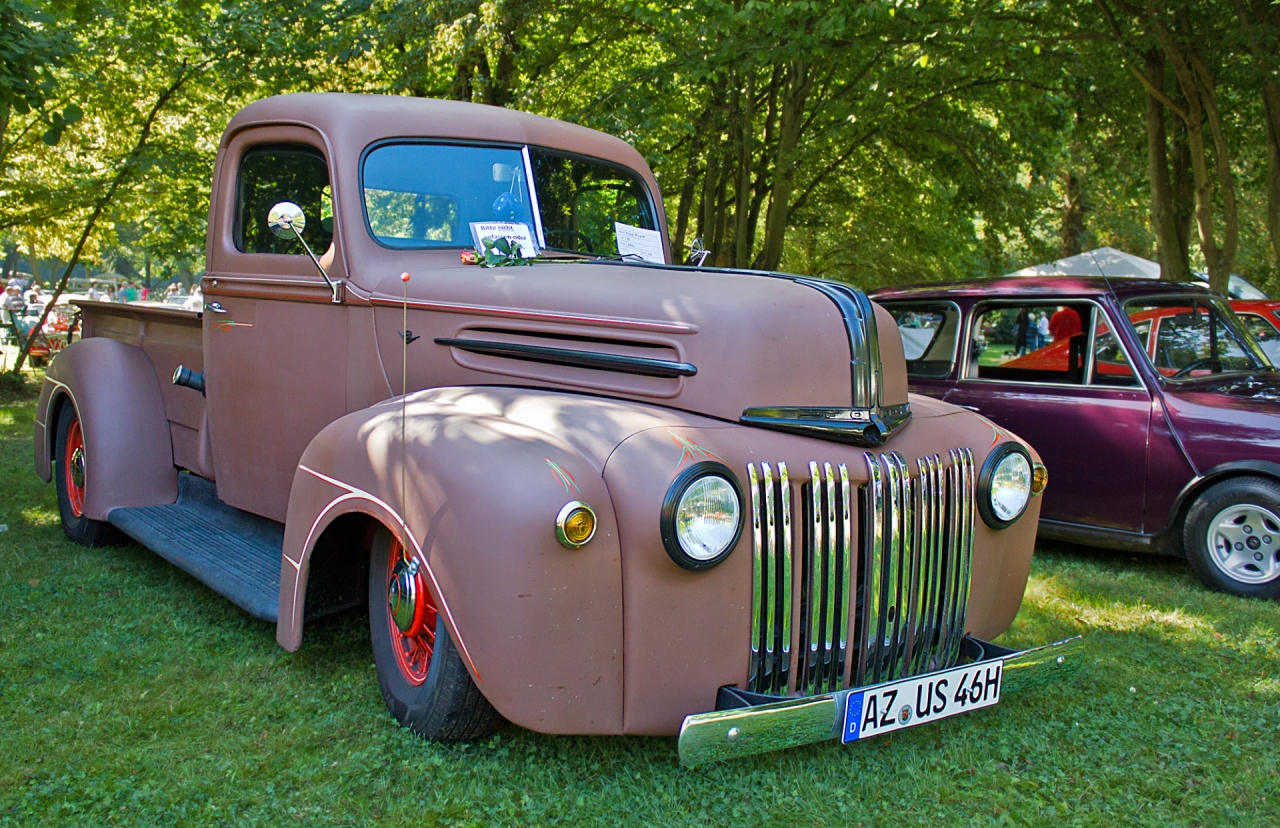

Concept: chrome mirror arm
[[267, 201, 344, 303], [288, 227, 343, 303]]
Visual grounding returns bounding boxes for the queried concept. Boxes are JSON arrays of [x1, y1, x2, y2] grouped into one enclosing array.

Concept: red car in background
[[1003, 299, 1280, 380]]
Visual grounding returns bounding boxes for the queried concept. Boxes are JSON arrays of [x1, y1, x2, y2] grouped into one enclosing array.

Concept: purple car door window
[[945, 301, 1152, 532], [887, 303, 960, 399]]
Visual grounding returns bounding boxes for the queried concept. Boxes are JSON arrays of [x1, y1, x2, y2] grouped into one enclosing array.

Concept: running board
[[107, 474, 283, 622]]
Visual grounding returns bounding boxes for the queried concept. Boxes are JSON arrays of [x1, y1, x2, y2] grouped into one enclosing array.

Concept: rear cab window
[[884, 303, 961, 378]]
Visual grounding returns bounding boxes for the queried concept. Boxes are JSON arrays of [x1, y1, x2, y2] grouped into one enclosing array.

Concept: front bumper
[[677, 635, 1083, 766]]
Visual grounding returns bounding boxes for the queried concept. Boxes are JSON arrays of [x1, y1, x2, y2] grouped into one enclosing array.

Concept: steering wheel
[[1172, 357, 1222, 379], [542, 228, 597, 254]]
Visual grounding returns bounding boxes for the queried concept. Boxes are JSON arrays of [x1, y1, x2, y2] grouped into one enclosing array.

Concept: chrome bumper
[[677, 635, 1083, 766]]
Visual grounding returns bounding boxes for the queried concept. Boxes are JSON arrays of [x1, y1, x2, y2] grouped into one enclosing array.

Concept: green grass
[[1, 397, 1277, 827]]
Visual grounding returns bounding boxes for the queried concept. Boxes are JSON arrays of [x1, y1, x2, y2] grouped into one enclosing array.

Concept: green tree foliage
[[5, 0, 1280, 363]]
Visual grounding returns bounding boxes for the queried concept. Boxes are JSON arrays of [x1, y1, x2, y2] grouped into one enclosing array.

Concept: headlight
[[661, 461, 745, 571], [977, 443, 1033, 529]]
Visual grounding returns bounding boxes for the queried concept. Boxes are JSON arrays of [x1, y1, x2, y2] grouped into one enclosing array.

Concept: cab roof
[[869, 276, 1219, 302], [222, 93, 654, 187]]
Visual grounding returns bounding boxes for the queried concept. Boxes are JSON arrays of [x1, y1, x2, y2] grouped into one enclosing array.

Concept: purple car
[[870, 277, 1280, 598]]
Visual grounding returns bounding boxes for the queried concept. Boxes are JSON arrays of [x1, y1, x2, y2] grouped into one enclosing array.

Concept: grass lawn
[[1, 391, 1277, 826]]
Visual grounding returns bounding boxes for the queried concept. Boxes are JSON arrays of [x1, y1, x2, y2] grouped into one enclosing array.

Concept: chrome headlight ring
[[660, 461, 745, 571], [977, 442, 1034, 530]]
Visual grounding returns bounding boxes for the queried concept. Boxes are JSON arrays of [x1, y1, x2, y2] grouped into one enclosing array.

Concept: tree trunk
[[758, 60, 812, 272], [1265, 87, 1280, 266], [27, 233, 38, 285], [732, 73, 755, 269], [1170, 112, 1194, 266], [1059, 170, 1085, 258], [1142, 50, 1192, 281]]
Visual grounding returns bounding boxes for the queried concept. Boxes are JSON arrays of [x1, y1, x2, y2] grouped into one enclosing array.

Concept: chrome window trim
[[521, 145, 546, 250], [959, 298, 1147, 392], [878, 299, 964, 379]]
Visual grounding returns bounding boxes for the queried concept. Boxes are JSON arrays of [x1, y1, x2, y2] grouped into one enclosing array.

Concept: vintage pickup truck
[[33, 94, 1077, 764]]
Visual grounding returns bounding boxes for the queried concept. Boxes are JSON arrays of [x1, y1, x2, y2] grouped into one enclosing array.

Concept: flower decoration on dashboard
[[477, 237, 532, 267]]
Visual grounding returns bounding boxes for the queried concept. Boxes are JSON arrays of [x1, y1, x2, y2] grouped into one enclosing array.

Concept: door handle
[[207, 302, 227, 313]]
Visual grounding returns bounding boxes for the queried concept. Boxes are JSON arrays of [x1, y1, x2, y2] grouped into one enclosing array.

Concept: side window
[[236, 144, 333, 255], [967, 304, 1092, 384], [885, 304, 960, 378], [1240, 313, 1280, 365]]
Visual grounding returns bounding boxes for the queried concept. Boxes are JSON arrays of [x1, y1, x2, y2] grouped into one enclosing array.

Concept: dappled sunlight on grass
[[19, 506, 58, 527]]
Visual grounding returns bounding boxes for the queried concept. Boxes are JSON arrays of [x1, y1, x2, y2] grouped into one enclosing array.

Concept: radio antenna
[[400, 271, 411, 559]]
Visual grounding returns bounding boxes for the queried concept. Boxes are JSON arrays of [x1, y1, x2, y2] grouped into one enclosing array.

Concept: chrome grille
[[746, 449, 975, 696]]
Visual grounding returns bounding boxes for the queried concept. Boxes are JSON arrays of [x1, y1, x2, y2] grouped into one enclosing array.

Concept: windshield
[[362, 144, 535, 248], [361, 143, 659, 258], [1124, 297, 1272, 381]]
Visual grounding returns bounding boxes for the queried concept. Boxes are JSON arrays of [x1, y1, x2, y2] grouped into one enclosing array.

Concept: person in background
[[139, 284, 149, 301], [1049, 306, 1082, 342], [103, 284, 116, 302], [3, 283, 26, 329], [87, 279, 102, 301], [182, 284, 202, 312], [1015, 308, 1030, 355], [1037, 312, 1050, 349], [121, 282, 137, 302], [24, 282, 43, 307]]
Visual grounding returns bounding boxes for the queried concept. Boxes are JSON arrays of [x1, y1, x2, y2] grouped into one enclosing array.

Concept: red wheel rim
[[64, 415, 86, 518], [386, 538, 437, 685]]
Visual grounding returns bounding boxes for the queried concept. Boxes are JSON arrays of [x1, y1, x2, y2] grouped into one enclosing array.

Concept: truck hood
[[366, 260, 908, 442]]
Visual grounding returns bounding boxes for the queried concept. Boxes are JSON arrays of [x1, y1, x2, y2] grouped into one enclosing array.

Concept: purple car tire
[[1184, 476, 1280, 599]]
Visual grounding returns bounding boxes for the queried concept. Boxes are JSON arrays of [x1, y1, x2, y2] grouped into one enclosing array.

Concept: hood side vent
[[436, 326, 695, 387]]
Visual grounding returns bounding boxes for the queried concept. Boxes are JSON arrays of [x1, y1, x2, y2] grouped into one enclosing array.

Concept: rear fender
[[35, 338, 177, 519], [278, 388, 649, 735]]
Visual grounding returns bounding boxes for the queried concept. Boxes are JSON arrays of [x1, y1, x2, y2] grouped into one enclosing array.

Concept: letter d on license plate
[[842, 660, 1003, 743]]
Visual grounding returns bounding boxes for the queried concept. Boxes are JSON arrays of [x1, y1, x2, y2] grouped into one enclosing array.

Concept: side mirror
[[267, 201, 307, 239], [686, 237, 710, 267], [266, 201, 342, 303]]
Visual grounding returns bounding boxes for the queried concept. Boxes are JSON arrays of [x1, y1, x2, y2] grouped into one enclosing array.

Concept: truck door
[[202, 128, 349, 522]]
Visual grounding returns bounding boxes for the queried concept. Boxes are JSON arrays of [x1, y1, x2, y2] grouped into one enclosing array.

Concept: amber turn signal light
[[556, 501, 597, 548], [1031, 462, 1048, 497]]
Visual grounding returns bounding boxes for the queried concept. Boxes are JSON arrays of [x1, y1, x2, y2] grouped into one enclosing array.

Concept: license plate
[[842, 659, 1003, 743]]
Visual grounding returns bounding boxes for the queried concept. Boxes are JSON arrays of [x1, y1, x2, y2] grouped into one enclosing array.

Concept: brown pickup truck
[[33, 93, 1078, 764]]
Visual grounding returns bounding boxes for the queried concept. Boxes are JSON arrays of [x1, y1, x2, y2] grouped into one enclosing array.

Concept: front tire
[[368, 528, 503, 741], [53, 402, 123, 547], [1184, 477, 1280, 599]]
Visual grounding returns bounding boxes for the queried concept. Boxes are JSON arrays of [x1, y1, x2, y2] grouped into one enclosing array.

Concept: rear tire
[[53, 402, 124, 547], [368, 528, 503, 741], [1183, 476, 1280, 599]]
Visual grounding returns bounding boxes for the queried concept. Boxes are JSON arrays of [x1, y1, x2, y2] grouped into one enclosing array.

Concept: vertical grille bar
[[936, 450, 961, 665], [924, 454, 946, 671], [778, 462, 792, 695], [888, 452, 915, 681], [835, 463, 852, 688], [880, 454, 902, 682], [802, 461, 823, 694], [762, 462, 778, 690], [747, 463, 763, 691], [857, 453, 885, 687], [951, 448, 976, 665], [821, 462, 839, 692]]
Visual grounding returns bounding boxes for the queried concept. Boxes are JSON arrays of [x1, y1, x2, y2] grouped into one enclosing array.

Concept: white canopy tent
[[1004, 246, 1267, 299]]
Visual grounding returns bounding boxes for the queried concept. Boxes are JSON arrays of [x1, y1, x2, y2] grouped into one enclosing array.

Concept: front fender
[[35, 338, 177, 519], [278, 387, 685, 735]]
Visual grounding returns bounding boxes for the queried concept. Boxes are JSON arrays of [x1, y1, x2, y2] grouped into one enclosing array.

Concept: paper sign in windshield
[[469, 221, 538, 258], [615, 222, 665, 264]]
